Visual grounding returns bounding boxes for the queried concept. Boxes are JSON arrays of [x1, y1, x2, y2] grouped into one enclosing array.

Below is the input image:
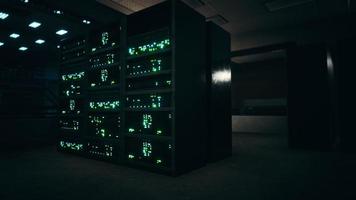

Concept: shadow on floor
[[1, 132, 355, 200]]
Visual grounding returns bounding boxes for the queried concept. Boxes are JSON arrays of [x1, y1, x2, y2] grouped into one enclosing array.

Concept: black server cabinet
[[206, 22, 232, 162], [334, 38, 356, 152], [58, 36, 88, 154], [287, 44, 334, 150], [86, 25, 122, 161], [125, 0, 207, 175], [57, 0, 225, 175]]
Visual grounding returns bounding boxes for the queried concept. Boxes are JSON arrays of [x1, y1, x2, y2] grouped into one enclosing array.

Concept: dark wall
[[231, 58, 287, 115], [0, 48, 60, 151]]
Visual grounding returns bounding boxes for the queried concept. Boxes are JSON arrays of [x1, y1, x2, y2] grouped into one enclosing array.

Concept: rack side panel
[[173, 0, 207, 174], [206, 22, 232, 162]]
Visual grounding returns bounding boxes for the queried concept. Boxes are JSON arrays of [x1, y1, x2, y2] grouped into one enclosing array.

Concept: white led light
[[10, 33, 20, 39], [57, 45, 61, 49], [0, 12, 9, 20], [54, 10, 63, 15], [0, 42, 4, 47], [82, 19, 91, 24], [56, 29, 68, 35], [35, 39, 45, 44], [29, 21, 41, 28], [19, 47, 28, 51], [21, 0, 29, 3], [212, 69, 231, 84]]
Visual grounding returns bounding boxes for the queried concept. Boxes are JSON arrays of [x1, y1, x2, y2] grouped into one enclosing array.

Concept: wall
[[231, 58, 287, 115], [232, 116, 287, 134], [0, 53, 59, 150], [0, 118, 58, 151]]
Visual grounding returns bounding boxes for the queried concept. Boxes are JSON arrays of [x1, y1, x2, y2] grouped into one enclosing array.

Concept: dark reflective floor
[[1, 133, 355, 200]]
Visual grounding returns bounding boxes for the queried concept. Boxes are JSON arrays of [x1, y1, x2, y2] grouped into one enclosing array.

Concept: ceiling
[[0, 0, 354, 66], [98, 0, 355, 51], [206, 0, 349, 35], [0, 0, 122, 66], [205, 0, 353, 50], [97, 0, 166, 14]]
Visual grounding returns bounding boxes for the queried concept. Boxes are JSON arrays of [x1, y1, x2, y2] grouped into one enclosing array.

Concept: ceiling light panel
[[56, 29, 68, 35], [10, 33, 20, 38], [82, 19, 91, 24], [53, 10, 63, 15], [35, 39, 45, 44], [19, 47, 28, 51], [29, 21, 41, 28], [0, 12, 9, 20]]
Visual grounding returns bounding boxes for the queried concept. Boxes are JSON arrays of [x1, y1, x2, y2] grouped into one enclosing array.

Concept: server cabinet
[[58, 0, 232, 175], [334, 38, 356, 152], [206, 22, 232, 162], [287, 44, 334, 150], [86, 25, 122, 161], [58, 36, 88, 154], [125, 0, 207, 175]]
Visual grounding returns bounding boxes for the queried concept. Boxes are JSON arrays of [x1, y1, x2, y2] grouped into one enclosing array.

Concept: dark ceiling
[[1, 0, 355, 65], [0, 0, 123, 66], [99, 0, 356, 51]]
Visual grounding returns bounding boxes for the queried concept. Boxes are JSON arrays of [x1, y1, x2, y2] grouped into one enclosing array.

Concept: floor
[[1, 133, 356, 200]]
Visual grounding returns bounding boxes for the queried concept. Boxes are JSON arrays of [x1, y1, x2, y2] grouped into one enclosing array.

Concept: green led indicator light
[[101, 69, 108, 82], [128, 39, 170, 56], [69, 100, 75, 111], [62, 72, 85, 81], [143, 114, 153, 129], [142, 142, 152, 157], [101, 32, 109, 46], [89, 100, 120, 110], [59, 141, 83, 151], [100, 129, 106, 137]]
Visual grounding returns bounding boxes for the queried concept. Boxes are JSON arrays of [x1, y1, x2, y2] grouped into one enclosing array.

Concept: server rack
[[86, 25, 122, 161], [58, 0, 211, 175], [124, 0, 207, 175], [58, 36, 88, 154]]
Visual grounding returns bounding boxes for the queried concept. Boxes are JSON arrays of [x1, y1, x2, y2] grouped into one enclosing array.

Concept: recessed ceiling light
[[0, 42, 4, 47], [10, 33, 20, 39], [57, 45, 61, 49], [21, 0, 29, 3], [19, 47, 28, 51], [54, 10, 63, 15], [0, 12, 9, 20], [29, 21, 41, 28], [82, 19, 91, 24], [56, 29, 68, 35], [35, 39, 45, 44]]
